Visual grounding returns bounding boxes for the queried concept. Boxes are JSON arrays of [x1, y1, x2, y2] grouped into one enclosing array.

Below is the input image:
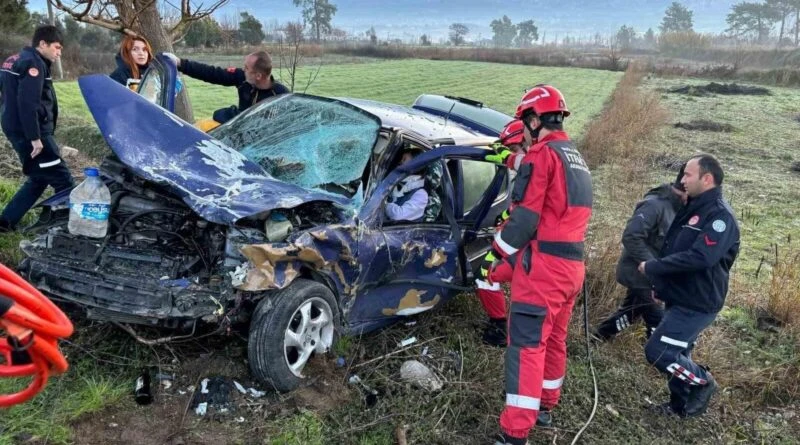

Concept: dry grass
[[766, 240, 800, 328], [579, 65, 668, 170]]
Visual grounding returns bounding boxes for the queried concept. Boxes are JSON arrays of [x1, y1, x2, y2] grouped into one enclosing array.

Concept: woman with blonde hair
[[110, 35, 152, 91]]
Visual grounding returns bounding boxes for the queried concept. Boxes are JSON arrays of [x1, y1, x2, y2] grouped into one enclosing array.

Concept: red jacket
[[494, 131, 593, 261]]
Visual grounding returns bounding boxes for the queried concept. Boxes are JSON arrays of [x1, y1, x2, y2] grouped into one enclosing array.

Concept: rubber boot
[[482, 318, 507, 347]]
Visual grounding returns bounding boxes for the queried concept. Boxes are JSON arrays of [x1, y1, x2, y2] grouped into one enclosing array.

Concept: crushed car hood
[[79, 75, 352, 225]]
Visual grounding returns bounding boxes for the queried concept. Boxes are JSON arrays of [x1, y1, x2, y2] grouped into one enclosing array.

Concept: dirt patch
[[669, 82, 771, 96], [674, 120, 736, 132], [68, 343, 352, 445]]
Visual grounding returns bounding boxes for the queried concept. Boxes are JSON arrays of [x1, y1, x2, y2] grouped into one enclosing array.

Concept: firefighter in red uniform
[[476, 119, 527, 346], [484, 85, 593, 444]]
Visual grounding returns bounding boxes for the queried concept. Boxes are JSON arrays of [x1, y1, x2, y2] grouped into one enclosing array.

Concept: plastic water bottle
[[68, 167, 111, 238]]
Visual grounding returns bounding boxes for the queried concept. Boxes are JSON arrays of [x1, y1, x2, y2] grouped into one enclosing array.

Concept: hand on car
[[479, 248, 502, 280], [163, 52, 181, 67], [485, 141, 511, 164]]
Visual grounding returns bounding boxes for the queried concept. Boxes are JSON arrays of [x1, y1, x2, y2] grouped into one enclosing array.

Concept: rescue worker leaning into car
[[640, 154, 739, 419], [474, 119, 528, 347], [163, 50, 288, 131], [483, 85, 592, 444]]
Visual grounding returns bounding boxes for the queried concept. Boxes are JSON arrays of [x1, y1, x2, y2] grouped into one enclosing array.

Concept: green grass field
[[2, 59, 799, 445]]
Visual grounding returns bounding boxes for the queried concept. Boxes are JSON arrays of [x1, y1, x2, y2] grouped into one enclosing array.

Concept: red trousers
[[499, 246, 584, 439], [475, 254, 516, 319]]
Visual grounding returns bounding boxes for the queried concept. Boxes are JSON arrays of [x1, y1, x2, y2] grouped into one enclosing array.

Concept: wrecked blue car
[[18, 56, 513, 391]]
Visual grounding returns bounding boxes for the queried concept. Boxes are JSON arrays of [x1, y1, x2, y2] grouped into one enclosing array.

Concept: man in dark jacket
[[593, 166, 687, 341], [639, 154, 740, 418], [163, 50, 288, 125], [0, 26, 73, 232]]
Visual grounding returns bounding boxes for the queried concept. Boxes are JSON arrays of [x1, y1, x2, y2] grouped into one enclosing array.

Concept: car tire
[[247, 278, 340, 392]]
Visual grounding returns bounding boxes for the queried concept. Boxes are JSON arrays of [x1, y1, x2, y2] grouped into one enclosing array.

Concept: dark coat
[[644, 187, 740, 314], [616, 184, 683, 289], [178, 58, 288, 123], [1, 47, 58, 140]]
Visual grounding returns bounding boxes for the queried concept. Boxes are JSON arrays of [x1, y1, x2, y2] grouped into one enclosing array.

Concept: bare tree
[[49, 0, 230, 121], [277, 21, 321, 93]]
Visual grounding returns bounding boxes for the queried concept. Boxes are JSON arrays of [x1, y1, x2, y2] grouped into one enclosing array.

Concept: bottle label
[[72, 202, 110, 221], [135, 377, 144, 391]]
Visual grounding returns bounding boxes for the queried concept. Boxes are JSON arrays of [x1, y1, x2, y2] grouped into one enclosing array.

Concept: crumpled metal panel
[[79, 75, 352, 226]]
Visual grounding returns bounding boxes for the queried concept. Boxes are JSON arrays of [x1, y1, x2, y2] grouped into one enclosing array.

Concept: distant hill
[[30, 0, 740, 41]]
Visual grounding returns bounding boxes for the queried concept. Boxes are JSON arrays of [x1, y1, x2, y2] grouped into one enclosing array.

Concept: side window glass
[[461, 160, 507, 215], [138, 59, 165, 106]]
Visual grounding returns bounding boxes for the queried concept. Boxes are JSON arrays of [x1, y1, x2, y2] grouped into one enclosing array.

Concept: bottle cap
[[84, 167, 99, 177]]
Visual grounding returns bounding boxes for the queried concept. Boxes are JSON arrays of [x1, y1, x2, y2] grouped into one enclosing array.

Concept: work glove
[[485, 141, 511, 164], [494, 209, 510, 227], [479, 248, 502, 281], [163, 52, 181, 67]]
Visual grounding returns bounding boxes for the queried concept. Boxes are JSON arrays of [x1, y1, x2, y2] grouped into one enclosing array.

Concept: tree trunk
[[779, 15, 786, 45], [115, 0, 194, 122], [47, 1, 63, 79], [796, 8, 799, 46]]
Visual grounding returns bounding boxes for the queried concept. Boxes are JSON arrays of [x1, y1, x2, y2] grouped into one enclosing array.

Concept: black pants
[[596, 287, 664, 340], [0, 134, 73, 228], [644, 305, 716, 411]]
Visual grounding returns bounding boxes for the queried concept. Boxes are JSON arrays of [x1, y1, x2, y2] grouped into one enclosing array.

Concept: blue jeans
[[1, 134, 73, 227], [644, 305, 717, 411]]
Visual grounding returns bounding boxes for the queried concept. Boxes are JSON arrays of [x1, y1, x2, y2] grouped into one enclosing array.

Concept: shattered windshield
[[211, 94, 381, 194]]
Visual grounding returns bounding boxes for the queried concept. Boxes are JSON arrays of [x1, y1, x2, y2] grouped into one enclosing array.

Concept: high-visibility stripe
[[506, 393, 540, 410], [1, 69, 19, 76], [475, 279, 500, 291], [542, 377, 564, 390], [38, 159, 61, 168], [494, 232, 519, 256], [660, 335, 689, 348]]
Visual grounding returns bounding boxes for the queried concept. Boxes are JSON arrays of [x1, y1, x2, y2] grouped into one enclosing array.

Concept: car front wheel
[[247, 279, 340, 392]]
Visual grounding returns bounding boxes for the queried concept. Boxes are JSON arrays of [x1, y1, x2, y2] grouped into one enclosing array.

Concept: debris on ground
[[232, 380, 266, 398], [674, 120, 735, 132], [190, 376, 236, 417], [669, 82, 770, 96], [652, 152, 685, 170], [398, 336, 418, 348], [791, 161, 800, 173], [400, 360, 443, 392]]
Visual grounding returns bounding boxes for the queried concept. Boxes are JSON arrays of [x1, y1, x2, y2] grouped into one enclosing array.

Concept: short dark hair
[[250, 50, 272, 75], [690, 154, 724, 186], [32, 25, 64, 47]]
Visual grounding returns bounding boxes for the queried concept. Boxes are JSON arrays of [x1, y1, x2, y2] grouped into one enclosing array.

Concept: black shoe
[[536, 408, 553, 427], [589, 328, 611, 343], [647, 401, 686, 418], [494, 434, 528, 445], [482, 318, 507, 347], [684, 373, 717, 418]]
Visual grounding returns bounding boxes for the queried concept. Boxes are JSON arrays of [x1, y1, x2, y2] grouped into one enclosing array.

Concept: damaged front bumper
[[18, 234, 231, 327]]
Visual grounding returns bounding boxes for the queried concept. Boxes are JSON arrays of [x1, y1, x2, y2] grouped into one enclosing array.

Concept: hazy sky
[[29, 0, 741, 42]]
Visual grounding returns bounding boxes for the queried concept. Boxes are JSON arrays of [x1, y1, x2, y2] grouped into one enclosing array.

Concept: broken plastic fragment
[[200, 378, 210, 394], [229, 263, 250, 287], [233, 380, 247, 395], [248, 388, 266, 398], [195, 402, 208, 416], [398, 337, 417, 348]]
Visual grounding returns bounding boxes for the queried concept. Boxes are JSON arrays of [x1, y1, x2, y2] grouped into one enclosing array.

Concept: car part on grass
[[399, 359, 442, 392], [0, 262, 73, 408]]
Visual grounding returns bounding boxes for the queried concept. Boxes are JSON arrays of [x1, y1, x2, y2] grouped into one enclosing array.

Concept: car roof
[[338, 97, 487, 144]]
